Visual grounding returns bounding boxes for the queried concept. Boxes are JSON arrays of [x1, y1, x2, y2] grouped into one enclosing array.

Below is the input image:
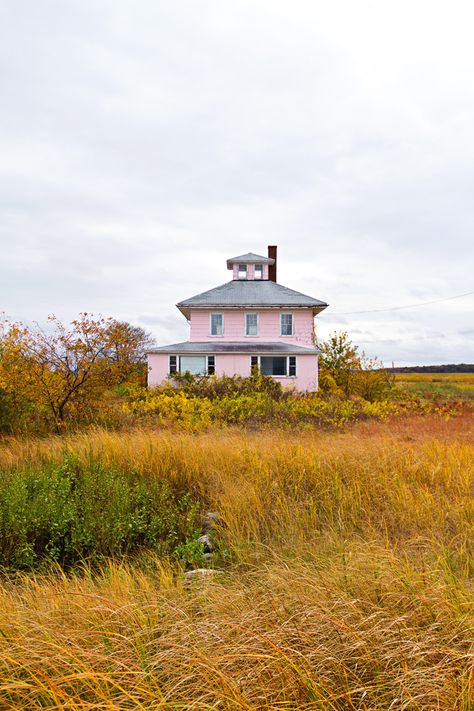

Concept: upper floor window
[[280, 313, 293, 336], [210, 313, 223, 336], [238, 264, 247, 279], [245, 313, 258, 336], [254, 264, 263, 279]]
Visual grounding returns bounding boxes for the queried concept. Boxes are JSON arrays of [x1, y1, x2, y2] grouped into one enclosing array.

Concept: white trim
[[244, 311, 259, 337], [209, 312, 224, 336]]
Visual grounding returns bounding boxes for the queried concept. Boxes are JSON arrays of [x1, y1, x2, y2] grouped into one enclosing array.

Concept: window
[[210, 313, 223, 336], [207, 355, 215, 375], [180, 356, 207, 375], [173, 355, 215, 376], [250, 356, 297, 377], [238, 264, 247, 279], [245, 313, 258, 336], [260, 356, 287, 376], [254, 264, 263, 279], [289, 356, 296, 377], [280, 313, 293, 336]]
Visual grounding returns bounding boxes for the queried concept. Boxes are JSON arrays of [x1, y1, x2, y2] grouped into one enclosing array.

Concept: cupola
[[226, 246, 277, 281]]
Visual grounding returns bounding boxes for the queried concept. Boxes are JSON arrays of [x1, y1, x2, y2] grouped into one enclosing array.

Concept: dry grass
[[0, 415, 472, 708], [0, 548, 472, 709]]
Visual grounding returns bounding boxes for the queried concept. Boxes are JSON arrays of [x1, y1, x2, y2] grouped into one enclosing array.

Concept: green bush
[[0, 455, 201, 570]]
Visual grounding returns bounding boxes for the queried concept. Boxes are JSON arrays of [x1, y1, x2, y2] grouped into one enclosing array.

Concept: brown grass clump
[[0, 416, 472, 708]]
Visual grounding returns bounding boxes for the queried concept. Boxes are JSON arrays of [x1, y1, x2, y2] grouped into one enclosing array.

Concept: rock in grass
[[201, 512, 219, 531], [183, 568, 218, 586], [198, 534, 214, 552]]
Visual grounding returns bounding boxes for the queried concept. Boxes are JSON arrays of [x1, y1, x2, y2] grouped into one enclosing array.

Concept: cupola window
[[254, 264, 263, 279], [238, 264, 247, 279]]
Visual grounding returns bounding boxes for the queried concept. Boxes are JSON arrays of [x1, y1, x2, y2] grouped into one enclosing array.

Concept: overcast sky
[[1, 0, 473, 365]]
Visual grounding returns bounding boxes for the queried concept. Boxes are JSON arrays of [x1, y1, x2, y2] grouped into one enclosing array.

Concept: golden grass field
[[395, 372, 474, 399], [0, 410, 472, 709]]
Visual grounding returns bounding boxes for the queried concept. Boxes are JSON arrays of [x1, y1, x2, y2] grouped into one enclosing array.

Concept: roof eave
[[226, 254, 275, 268], [147, 346, 321, 355], [176, 303, 328, 318]]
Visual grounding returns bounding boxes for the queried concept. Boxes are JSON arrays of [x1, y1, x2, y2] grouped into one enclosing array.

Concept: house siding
[[189, 310, 314, 346]]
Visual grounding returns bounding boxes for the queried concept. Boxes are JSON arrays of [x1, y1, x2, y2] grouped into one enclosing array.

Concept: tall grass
[[0, 421, 472, 707], [1, 426, 472, 558], [0, 547, 471, 709]]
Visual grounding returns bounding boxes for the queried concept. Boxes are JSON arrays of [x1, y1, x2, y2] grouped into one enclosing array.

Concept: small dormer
[[226, 246, 277, 281]]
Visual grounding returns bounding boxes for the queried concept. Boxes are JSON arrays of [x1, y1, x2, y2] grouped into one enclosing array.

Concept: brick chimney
[[268, 245, 277, 282]]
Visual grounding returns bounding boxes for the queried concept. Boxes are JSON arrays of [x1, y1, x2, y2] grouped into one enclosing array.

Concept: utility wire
[[324, 289, 474, 316]]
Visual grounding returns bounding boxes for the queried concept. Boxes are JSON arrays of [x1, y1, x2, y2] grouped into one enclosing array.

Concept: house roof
[[148, 341, 319, 355], [177, 280, 328, 319], [226, 252, 275, 268]]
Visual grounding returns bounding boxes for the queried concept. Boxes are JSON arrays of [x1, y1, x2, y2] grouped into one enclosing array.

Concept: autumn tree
[[0, 314, 154, 431], [103, 321, 155, 384], [319, 331, 394, 400]]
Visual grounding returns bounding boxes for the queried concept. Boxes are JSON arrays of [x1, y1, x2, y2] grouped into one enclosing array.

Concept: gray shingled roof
[[226, 252, 275, 268], [177, 280, 328, 319], [148, 341, 319, 354]]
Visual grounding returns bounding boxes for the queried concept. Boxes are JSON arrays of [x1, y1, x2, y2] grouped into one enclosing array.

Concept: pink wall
[[148, 352, 318, 391], [148, 353, 170, 387], [189, 309, 314, 346]]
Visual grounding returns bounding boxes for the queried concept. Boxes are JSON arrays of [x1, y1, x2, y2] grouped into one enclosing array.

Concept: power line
[[325, 289, 474, 316]]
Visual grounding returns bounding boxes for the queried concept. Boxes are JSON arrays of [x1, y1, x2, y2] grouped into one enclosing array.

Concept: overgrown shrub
[[0, 455, 201, 569], [319, 331, 395, 400], [165, 370, 286, 399], [125, 383, 398, 429]]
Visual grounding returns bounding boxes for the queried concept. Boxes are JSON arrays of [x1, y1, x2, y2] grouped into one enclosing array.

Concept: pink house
[[147, 246, 328, 391]]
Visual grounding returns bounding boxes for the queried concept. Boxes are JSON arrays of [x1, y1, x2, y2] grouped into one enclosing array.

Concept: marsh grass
[[0, 421, 472, 708], [395, 372, 474, 400]]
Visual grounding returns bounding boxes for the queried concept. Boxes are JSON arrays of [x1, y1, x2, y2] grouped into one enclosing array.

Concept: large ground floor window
[[251, 355, 296, 377], [169, 355, 215, 375]]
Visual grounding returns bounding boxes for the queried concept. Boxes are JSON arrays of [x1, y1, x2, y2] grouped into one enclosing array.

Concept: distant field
[[395, 371, 474, 399]]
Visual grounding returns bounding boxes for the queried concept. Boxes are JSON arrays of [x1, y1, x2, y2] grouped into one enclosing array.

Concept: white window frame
[[238, 264, 247, 280], [209, 312, 224, 337], [169, 355, 178, 374], [280, 312, 294, 336], [245, 312, 259, 337], [254, 264, 263, 279], [249, 355, 297, 378]]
